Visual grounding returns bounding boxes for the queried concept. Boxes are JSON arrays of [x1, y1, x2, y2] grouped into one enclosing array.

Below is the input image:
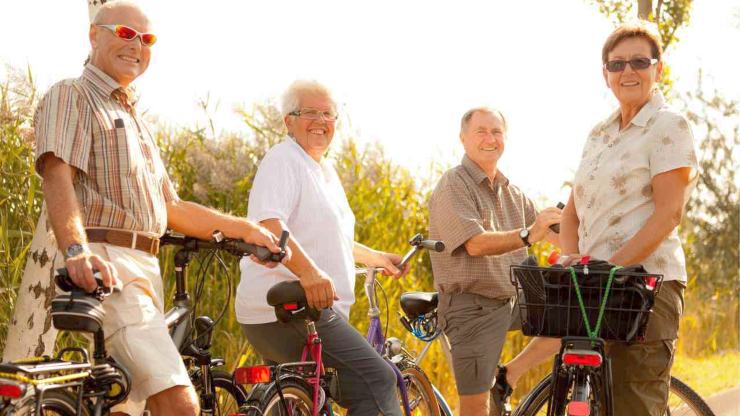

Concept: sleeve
[[161, 173, 180, 203], [247, 147, 299, 224], [33, 81, 92, 176], [523, 194, 538, 227], [429, 174, 485, 254], [649, 113, 699, 179]]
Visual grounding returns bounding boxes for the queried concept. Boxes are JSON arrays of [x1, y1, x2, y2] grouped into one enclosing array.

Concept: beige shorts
[[438, 293, 521, 395], [89, 243, 191, 415]]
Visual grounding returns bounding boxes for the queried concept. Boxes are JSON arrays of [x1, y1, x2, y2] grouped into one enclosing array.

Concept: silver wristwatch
[[519, 228, 532, 248], [64, 243, 88, 259]]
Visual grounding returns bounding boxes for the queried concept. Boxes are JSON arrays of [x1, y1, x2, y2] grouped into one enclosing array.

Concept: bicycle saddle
[[266, 280, 322, 323], [50, 268, 107, 334], [399, 292, 438, 318]]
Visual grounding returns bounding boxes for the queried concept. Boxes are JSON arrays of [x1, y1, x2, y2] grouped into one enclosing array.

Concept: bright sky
[[1, 0, 738, 204]]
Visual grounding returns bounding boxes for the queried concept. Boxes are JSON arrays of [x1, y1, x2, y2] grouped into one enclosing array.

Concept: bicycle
[[234, 233, 452, 416], [508, 257, 716, 416], [0, 270, 129, 416], [0, 230, 287, 415]]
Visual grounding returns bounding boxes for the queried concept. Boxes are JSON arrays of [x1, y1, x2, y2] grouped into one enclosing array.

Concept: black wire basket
[[510, 264, 662, 342]]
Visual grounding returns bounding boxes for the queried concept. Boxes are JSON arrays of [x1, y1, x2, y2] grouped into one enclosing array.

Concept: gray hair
[[460, 107, 507, 133], [281, 80, 336, 117]]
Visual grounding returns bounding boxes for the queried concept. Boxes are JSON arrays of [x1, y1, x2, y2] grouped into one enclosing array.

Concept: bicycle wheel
[[13, 390, 89, 416], [667, 377, 715, 416], [193, 369, 247, 416], [400, 366, 441, 416], [514, 375, 716, 416], [251, 378, 316, 416]]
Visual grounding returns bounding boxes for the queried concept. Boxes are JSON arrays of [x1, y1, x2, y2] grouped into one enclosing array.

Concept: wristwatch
[[64, 243, 88, 259], [519, 228, 532, 248]]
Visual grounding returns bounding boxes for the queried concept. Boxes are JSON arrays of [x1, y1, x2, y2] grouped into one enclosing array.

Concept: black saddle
[[266, 280, 322, 323], [399, 292, 438, 319]]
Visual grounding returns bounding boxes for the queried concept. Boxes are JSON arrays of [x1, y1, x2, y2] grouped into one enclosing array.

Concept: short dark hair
[[602, 22, 663, 64]]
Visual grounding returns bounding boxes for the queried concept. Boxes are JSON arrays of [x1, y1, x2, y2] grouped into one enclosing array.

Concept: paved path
[[707, 385, 740, 416]]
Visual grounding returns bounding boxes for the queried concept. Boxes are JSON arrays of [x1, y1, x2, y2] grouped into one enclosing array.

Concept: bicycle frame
[[361, 264, 453, 416]]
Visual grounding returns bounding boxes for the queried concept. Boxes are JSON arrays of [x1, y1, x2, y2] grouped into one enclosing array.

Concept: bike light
[[283, 303, 299, 311], [646, 276, 657, 290], [234, 365, 272, 384], [567, 401, 590, 416], [0, 382, 25, 399], [562, 351, 603, 367]]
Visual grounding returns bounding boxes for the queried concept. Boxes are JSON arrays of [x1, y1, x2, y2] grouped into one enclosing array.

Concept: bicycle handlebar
[[356, 233, 444, 276], [160, 230, 289, 263]]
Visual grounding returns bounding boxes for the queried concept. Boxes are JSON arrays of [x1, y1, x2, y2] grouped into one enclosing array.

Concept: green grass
[[672, 351, 740, 399]]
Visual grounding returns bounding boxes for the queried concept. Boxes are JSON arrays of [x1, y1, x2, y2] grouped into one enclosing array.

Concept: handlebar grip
[[228, 241, 285, 263], [420, 239, 445, 252], [549, 202, 566, 234]]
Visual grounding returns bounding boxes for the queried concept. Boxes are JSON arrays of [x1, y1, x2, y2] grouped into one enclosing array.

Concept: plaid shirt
[[429, 156, 537, 299], [34, 64, 178, 236]]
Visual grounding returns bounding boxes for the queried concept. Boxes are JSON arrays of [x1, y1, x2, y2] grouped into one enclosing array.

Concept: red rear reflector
[[562, 352, 603, 367], [646, 276, 657, 290], [0, 383, 25, 398], [568, 401, 590, 416], [284, 303, 299, 311], [234, 365, 272, 384]]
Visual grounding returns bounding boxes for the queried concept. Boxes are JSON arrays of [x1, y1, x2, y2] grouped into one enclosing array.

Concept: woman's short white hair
[[281, 80, 336, 117]]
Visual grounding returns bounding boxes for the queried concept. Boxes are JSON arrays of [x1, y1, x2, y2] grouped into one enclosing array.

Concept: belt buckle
[[151, 238, 159, 256], [131, 232, 138, 250]]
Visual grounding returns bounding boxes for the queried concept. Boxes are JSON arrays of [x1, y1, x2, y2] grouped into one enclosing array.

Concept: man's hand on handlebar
[[65, 252, 120, 293], [241, 222, 292, 268]]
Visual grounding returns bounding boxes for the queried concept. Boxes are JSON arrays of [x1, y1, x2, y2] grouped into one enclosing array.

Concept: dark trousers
[[242, 308, 402, 416]]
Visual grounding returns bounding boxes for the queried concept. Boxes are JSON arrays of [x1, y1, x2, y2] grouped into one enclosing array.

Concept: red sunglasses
[[97, 24, 157, 47]]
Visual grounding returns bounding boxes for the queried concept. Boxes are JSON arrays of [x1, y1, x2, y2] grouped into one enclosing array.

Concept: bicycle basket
[[510, 261, 662, 342]]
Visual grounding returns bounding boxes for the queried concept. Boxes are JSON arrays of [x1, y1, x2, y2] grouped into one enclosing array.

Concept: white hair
[[281, 80, 336, 117]]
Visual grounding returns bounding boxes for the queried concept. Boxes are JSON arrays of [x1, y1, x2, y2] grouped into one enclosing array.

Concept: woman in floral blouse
[[498, 22, 698, 416], [561, 22, 697, 416]]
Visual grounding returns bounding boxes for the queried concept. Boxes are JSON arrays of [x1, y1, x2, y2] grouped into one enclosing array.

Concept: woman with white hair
[[235, 80, 405, 415]]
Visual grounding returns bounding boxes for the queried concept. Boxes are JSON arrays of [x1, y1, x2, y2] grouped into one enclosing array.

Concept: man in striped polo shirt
[[6, 2, 284, 415]]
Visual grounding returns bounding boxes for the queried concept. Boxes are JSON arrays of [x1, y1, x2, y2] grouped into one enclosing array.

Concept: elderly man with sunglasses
[[4, 2, 285, 415]]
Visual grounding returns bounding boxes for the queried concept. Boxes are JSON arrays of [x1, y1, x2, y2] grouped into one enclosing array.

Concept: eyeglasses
[[604, 57, 658, 72], [96, 24, 157, 47], [289, 108, 338, 122]]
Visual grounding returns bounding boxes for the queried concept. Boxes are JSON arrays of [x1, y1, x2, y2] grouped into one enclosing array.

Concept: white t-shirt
[[573, 92, 698, 282], [235, 137, 356, 324]]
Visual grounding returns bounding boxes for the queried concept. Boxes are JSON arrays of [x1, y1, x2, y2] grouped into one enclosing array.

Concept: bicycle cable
[[374, 279, 390, 341], [188, 249, 233, 349]]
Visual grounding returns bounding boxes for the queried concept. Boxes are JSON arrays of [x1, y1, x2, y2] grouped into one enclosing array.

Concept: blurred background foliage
[[1, 0, 737, 411]]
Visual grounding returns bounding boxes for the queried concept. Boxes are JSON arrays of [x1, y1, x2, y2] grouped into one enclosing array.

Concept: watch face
[[519, 229, 529, 239]]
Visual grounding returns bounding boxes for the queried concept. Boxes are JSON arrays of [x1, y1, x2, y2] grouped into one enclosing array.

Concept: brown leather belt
[[86, 229, 160, 256]]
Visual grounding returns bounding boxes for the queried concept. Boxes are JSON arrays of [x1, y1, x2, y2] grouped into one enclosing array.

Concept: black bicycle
[[0, 270, 129, 416], [509, 257, 715, 416], [0, 230, 287, 415]]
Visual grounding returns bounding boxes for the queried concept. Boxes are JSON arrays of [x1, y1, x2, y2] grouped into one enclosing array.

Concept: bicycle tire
[[400, 366, 441, 416], [192, 369, 247, 416], [14, 390, 90, 416], [250, 378, 316, 416], [667, 377, 716, 416], [513, 375, 716, 416], [432, 384, 454, 416]]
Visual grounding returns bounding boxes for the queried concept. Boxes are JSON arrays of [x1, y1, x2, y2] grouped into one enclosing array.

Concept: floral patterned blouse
[[573, 91, 698, 281]]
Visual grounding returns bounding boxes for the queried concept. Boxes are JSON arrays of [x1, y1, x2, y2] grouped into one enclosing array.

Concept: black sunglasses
[[604, 57, 658, 72]]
